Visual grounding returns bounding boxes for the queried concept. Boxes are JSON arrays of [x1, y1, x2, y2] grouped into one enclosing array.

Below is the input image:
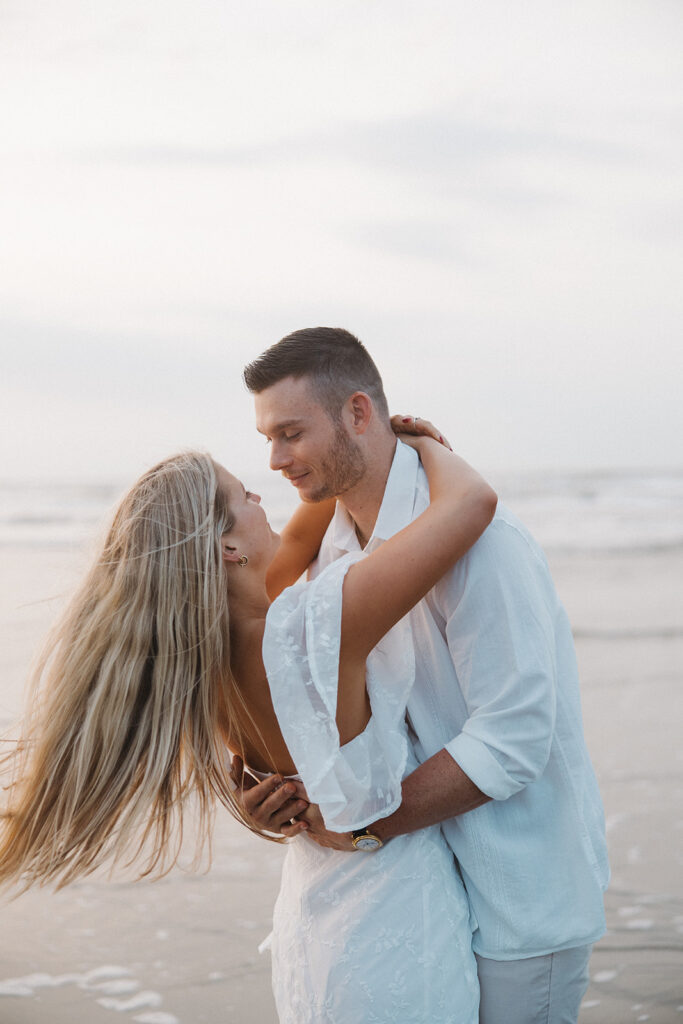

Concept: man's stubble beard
[[307, 424, 367, 502]]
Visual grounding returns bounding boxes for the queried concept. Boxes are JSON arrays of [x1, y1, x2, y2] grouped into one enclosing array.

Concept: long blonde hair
[[0, 451, 273, 892]]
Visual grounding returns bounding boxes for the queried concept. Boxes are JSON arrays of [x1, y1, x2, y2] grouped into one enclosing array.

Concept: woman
[[0, 427, 496, 1022]]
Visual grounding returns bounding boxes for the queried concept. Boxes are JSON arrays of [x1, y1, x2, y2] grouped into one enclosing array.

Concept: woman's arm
[[265, 414, 448, 601], [265, 498, 336, 600], [336, 440, 496, 740]]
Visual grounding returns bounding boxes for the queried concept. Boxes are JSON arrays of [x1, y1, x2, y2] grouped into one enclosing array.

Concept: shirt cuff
[[445, 731, 526, 802]]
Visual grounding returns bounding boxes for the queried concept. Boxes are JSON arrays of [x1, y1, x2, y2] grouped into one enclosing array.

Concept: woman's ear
[[222, 540, 241, 564]]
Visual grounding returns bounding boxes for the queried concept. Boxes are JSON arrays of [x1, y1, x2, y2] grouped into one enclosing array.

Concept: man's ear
[[346, 391, 373, 435]]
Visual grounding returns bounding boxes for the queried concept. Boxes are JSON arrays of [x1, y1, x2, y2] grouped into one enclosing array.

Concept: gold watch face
[[352, 833, 382, 850]]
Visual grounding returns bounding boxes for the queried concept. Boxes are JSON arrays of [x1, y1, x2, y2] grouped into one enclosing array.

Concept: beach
[[1, 535, 682, 1023]]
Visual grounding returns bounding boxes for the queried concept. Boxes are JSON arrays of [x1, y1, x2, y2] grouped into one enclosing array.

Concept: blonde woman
[[0, 430, 496, 1023]]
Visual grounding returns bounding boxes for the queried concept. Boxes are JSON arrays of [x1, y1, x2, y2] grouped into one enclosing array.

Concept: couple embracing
[[0, 328, 609, 1024]]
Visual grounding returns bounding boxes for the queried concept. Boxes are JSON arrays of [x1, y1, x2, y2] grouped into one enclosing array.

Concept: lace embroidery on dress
[[261, 553, 480, 1023], [262, 551, 416, 831]]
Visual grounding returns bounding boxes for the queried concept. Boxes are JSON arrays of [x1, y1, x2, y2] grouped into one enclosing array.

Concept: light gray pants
[[475, 944, 592, 1024]]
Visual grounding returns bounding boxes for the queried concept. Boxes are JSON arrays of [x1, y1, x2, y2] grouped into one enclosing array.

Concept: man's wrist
[[348, 815, 395, 847], [350, 826, 384, 851], [355, 816, 394, 846]]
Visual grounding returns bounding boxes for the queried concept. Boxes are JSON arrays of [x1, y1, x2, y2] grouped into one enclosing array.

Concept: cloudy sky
[[1, 0, 681, 484]]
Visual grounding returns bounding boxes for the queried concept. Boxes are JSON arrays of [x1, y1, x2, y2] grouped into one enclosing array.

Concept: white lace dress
[[261, 553, 479, 1024]]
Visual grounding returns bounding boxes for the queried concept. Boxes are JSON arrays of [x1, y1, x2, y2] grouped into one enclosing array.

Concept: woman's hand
[[390, 415, 452, 451], [294, 803, 357, 851], [229, 755, 310, 838]]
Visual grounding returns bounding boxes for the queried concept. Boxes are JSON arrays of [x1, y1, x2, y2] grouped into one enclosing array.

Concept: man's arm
[[297, 748, 489, 850], [372, 748, 489, 839]]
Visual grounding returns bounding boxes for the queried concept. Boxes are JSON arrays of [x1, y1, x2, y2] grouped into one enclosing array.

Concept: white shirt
[[313, 441, 609, 960]]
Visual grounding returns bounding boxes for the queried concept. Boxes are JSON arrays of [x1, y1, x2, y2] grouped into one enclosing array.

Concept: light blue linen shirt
[[313, 441, 609, 960]]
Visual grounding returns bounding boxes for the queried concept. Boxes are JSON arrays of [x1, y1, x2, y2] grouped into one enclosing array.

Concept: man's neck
[[338, 435, 397, 548]]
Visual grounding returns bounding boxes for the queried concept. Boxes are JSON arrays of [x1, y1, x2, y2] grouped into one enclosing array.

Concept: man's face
[[254, 376, 366, 502]]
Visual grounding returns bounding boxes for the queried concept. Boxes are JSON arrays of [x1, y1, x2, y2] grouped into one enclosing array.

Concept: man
[[233, 326, 609, 1024]]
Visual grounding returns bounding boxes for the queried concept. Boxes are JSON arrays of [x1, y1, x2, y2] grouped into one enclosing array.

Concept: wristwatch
[[351, 827, 383, 851]]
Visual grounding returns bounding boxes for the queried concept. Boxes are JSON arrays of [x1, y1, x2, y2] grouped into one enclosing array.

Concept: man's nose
[[269, 443, 292, 472]]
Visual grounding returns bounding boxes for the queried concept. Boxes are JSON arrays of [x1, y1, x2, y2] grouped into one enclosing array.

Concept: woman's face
[[215, 463, 280, 568]]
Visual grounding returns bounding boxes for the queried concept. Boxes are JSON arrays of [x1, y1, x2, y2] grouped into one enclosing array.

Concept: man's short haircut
[[243, 327, 389, 422]]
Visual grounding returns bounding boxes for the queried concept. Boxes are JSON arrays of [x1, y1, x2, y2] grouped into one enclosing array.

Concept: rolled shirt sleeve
[[438, 517, 560, 801]]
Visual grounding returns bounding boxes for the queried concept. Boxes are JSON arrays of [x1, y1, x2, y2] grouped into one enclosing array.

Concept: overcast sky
[[1, 0, 681, 484]]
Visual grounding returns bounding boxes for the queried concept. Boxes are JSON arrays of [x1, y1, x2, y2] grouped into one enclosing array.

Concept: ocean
[[1, 468, 682, 554]]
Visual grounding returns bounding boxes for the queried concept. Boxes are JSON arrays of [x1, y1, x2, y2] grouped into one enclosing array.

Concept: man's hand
[[230, 755, 310, 838], [295, 802, 356, 852]]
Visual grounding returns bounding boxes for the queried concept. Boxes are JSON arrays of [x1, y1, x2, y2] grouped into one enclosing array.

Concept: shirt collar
[[330, 440, 420, 552]]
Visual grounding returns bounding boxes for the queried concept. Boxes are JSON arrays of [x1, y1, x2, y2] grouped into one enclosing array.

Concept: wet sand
[[0, 544, 681, 1023]]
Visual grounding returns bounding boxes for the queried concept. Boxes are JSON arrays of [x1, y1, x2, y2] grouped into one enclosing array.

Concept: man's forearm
[[371, 748, 490, 842], [295, 748, 491, 852]]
